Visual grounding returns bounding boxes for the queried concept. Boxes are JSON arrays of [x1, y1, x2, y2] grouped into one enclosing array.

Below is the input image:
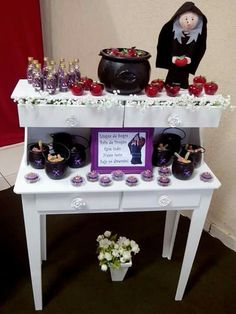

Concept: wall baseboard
[[181, 212, 236, 252], [207, 222, 236, 252]]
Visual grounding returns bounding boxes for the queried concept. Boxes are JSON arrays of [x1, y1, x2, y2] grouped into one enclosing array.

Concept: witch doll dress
[[156, 2, 207, 88]]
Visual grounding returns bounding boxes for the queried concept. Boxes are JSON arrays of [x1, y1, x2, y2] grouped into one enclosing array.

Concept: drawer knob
[[66, 115, 79, 127], [71, 198, 86, 210], [158, 195, 171, 207], [167, 113, 181, 127]]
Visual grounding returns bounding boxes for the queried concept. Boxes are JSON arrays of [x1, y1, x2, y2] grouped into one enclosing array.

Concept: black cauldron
[[98, 48, 151, 95], [28, 143, 49, 169], [172, 156, 194, 180], [159, 128, 186, 154], [44, 143, 70, 180], [50, 132, 89, 168]]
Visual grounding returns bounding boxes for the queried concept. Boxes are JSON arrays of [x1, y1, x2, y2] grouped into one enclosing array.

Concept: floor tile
[[4, 173, 17, 187], [0, 143, 24, 176], [0, 175, 11, 190]]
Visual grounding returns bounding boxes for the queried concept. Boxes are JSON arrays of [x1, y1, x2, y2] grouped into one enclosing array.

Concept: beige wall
[[40, 0, 236, 247]]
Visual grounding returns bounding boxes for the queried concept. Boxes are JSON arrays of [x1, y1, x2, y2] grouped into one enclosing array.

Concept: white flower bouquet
[[96, 230, 140, 271]]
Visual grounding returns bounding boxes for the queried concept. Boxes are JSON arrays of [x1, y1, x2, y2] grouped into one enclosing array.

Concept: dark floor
[[0, 187, 236, 313]]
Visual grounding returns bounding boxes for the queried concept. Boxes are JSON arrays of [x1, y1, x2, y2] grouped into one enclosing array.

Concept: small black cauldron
[[159, 128, 186, 154], [50, 132, 89, 168], [98, 48, 151, 95]]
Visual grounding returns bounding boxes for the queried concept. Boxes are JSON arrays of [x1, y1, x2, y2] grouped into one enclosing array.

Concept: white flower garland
[[13, 93, 231, 111]]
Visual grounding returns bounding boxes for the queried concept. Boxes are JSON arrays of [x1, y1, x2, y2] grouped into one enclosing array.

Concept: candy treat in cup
[[157, 176, 171, 186], [200, 172, 213, 182], [86, 170, 99, 182], [126, 175, 138, 186], [141, 169, 154, 181], [99, 175, 112, 187], [158, 166, 171, 176], [111, 170, 125, 181], [24, 172, 39, 184], [71, 175, 85, 187]]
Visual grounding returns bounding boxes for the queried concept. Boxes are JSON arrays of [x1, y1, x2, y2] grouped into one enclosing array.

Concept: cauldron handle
[[162, 128, 186, 140]]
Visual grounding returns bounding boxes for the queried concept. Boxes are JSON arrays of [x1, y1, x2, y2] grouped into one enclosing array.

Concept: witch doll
[[128, 133, 146, 165], [156, 2, 207, 89]]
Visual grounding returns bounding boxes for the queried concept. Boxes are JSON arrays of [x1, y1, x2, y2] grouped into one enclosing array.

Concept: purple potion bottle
[[58, 64, 68, 92], [46, 73, 57, 95], [33, 63, 43, 91], [68, 62, 76, 88], [74, 58, 81, 81], [27, 56, 34, 84]]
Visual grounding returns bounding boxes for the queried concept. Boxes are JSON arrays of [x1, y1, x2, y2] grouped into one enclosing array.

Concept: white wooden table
[[12, 80, 225, 310]]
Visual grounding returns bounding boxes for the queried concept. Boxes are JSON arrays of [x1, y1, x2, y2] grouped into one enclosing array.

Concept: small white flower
[[98, 252, 104, 260], [131, 244, 140, 254], [114, 243, 119, 249], [123, 238, 130, 247], [123, 251, 131, 261], [99, 238, 110, 249], [101, 264, 108, 271], [104, 230, 111, 238], [120, 257, 126, 263], [112, 249, 119, 257], [96, 235, 104, 242], [104, 252, 112, 261]]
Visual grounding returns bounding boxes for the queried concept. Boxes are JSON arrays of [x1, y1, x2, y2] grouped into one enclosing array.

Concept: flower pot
[[98, 48, 151, 95], [109, 261, 132, 281]]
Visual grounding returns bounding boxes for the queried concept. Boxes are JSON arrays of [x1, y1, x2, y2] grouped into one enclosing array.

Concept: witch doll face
[[179, 11, 199, 31]]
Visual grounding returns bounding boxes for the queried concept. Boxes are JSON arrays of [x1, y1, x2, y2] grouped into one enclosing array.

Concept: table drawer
[[36, 192, 121, 212], [121, 191, 201, 210]]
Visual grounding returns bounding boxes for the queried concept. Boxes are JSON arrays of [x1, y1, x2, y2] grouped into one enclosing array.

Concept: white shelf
[[11, 80, 228, 128], [14, 156, 221, 195]]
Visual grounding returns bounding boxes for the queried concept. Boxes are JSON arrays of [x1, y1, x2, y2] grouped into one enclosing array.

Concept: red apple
[[80, 77, 93, 90], [165, 84, 180, 97], [151, 79, 165, 92], [188, 84, 203, 97], [127, 47, 137, 57], [70, 83, 84, 96], [193, 75, 206, 85], [145, 84, 159, 97], [110, 48, 120, 56], [90, 82, 104, 96], [204, 81, 218, 95], [175, 56, 188, 67]]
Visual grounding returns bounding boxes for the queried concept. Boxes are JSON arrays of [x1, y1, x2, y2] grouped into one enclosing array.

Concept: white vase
[[109, 261, 132, 281]]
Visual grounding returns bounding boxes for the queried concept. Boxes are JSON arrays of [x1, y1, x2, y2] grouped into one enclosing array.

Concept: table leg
[[175, 190, 213, 300], [162, 210, 180, 260], [40, 215, 47, 261], [22, 195, 43, 311]]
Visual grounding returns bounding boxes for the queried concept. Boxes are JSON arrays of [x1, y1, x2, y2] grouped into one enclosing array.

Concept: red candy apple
[[193, 75, 206, 85], [151, 79, 165, 92], [90, 82, 104, 96], [188, 84, 203, 97], [70, 83, 84, 96], [127, 47, 137, 57], [165, 84, 180, 97], [204, 81, 218, 95], [80, 77, 93, 90], [175, 56, 188, 67], [145, 84, 159, 97]]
